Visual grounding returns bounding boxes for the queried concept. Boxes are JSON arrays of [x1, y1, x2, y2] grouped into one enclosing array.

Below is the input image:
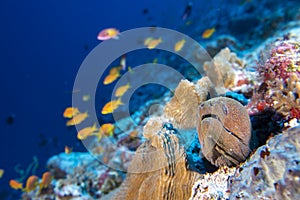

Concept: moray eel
[[197, 97, 251, 167]]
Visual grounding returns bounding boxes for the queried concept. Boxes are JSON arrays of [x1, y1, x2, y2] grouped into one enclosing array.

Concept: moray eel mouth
[[201, 113, 247, 147]]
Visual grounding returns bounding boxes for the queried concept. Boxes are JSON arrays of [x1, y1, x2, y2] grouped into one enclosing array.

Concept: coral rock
[[229, 126, 300, 199], [197, 97, 251, 167], [190, 166, 236, 200]]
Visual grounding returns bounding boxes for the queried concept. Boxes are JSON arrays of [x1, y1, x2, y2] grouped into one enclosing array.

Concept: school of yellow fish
[[60, 31, 217, 144], [9, 171, 53, 193], [8, 30, 218, 194]]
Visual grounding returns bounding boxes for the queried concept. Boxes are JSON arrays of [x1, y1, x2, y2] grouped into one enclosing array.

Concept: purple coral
[[250, 39, 300, 121], [259, 40, 300, 82]]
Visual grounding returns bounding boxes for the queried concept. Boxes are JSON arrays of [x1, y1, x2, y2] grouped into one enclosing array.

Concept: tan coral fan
[[164, 77, 212, 129], [203, 47, 244, 94], [108, 119, 200, 200]]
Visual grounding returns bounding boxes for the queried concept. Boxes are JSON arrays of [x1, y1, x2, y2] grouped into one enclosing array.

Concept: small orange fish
[[64, 145, 73, 154], [144, 37, 162, 49], [63, 107, 80, 118], [202, 27, 216, 39], [104, 73, 121, 85], [174, 39, 186, 52], [23, 175, 39, 192], [66, 111, 88, 126], [0, 169, 4, 178], [77, 123, 98, 140], [103, 66, 122, 85], [109, 66, 122, 75], [115, 83, 131, 97], [101, 98, 124, 114], [9, 179, 23, 190], [144, 37, 153, 45], [97, 28, 120, 40], [39, 172, 52, 190], [100, 123, 115, 137]]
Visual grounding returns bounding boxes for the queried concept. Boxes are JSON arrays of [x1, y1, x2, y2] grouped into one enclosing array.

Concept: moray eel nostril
[[197, 97, 251, 167]]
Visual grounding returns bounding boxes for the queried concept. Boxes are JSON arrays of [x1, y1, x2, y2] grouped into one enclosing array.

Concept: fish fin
[[113, 35, 119, 40], [92, 122, 98, 131], [117, 98, 124, 105]]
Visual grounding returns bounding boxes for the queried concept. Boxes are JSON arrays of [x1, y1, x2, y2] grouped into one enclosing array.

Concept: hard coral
[[229, 126, 300, 199], [109, 118, 200, 200], [164, 77, 212, 129], [203, 47, 244, 94], [259, 40, 300, 82], [254, 39, 300, 120]]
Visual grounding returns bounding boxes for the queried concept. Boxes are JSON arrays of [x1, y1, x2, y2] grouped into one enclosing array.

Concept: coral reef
[[247, 37, 300, 122], [164, 77, 212, 129], [198, 97, 251, 167], [229, 126, 300, 200], [20, 22, 300, 200], [46, 152, 125, 199], [190, 166, 236, 200], [105, 118, 200, 200], [203, 47, 245, 94]]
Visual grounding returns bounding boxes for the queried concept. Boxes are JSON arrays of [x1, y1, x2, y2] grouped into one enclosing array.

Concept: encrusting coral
[[229, 126, 300, 200]]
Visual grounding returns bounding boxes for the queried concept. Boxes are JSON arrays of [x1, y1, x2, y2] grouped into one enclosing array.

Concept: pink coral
[[259, 40, 300, 83]]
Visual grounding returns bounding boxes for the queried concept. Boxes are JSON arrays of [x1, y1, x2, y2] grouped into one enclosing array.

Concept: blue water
[[0, 0, 299, 199]]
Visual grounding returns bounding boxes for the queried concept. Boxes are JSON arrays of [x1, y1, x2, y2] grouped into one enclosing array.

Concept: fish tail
[[92, 122, 98, 131], [117, 98, 124, 105]]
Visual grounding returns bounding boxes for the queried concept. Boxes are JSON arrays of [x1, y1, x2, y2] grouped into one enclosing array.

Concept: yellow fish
[[0, 169, 4, 179], [64, 145, 73, 154], [97, 28, 120, 40], [77, 123, 98, 140], [115, 83, 131, 97], [9, 179, 23, 190], [39, 172, 52, 192], [144, 37, 162, 49], [23, 175, 39, 192], [103, 66, 122, 85], [100, 123, 115, 137], [101, 98, 124, 114], [109, 66, 122, 74], [202, 27, 216, 39], [82, 94, 91, 102], [174, 39, 186, 52], [66, 111, 88, 126], [63, 107, 80, 118], [144, 37, 154, 46], [104, 73, 121, 85]]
